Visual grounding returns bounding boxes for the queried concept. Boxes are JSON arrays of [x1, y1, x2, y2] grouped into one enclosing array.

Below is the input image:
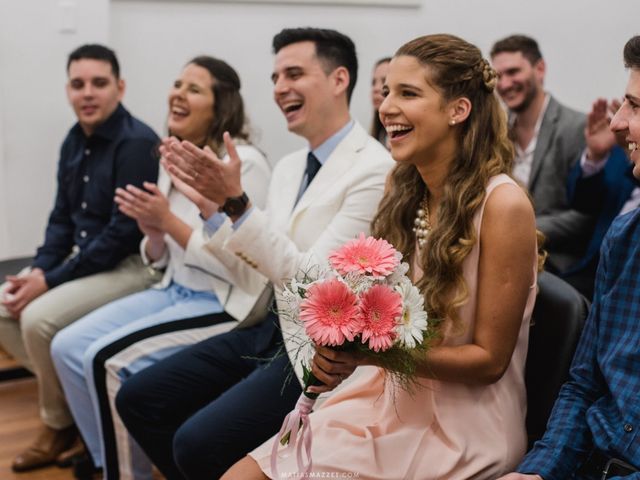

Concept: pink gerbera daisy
[[300, 278, 362, 347], [359, 284, 403, 352], [329, 233, 400, 279]]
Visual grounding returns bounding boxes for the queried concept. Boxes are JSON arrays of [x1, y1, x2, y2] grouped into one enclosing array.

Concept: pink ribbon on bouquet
[[270, 393, 316, 477]]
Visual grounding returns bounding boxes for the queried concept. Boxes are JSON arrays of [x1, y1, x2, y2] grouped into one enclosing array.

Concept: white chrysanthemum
[[341, 270, 375, 294], [386, 261, 410, 287], [277, 284, 303, 323], [278, 265, 330, 324], [395, 282, 428, 348], [289, 278, 308, 294], [295, 262, 330, 283]]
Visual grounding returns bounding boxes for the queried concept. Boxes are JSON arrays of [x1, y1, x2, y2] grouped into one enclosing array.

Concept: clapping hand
[[160, 158, 219, 218], [160, 132, 244, 206], [585, 98, 617, 163], [114, 182, 171, 238]]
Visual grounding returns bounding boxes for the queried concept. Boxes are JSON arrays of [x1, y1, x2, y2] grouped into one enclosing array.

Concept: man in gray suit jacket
[[491, 35, 591, 273]]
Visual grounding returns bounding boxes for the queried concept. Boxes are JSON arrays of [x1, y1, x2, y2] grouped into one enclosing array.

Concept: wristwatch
[[218, 192, 250, 216]]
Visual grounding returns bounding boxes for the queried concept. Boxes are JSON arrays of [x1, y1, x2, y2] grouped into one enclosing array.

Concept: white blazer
[[140, 144, 272, 323], [202, 122, 394, 384]]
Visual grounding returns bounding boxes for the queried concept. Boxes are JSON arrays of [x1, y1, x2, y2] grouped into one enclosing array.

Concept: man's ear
[[117, 78, 126, 101], [332, 66, 350, 97], [448, 96, 472, 125], [533, 58, 546, 84]]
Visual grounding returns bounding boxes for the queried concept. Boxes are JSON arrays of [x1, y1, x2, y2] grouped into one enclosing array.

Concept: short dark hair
[[624, 36, 640, 70], [490, 34, 543, 65], [67, 44, 120, 79], [187, 55, 249, 149], [272, 27, 358, 103]]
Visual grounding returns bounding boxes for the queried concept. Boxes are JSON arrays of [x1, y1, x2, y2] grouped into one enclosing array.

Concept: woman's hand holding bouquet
[[271, 234, 430, 476]]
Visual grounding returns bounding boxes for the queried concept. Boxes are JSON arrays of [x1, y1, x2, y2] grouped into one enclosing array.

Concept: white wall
[[111, 0, 637, 164], [0, 111, 7, 257], [0, 0, 109, 260], [0, 0, 637, 260]]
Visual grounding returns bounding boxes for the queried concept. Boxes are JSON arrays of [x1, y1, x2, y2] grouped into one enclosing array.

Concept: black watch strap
[[218, 192, 250, 217]]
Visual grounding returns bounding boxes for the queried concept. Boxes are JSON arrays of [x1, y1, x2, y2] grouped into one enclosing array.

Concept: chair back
[[525, 271, 590, 449], [0, 256, 32, 279]]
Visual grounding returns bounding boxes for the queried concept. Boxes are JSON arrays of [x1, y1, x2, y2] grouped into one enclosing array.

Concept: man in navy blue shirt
[[499, 35, 640, 480], [0, 44, 159, 472]]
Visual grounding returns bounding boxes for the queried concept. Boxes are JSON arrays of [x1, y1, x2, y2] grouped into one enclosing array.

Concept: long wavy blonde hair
[[372, 34, 542, 334]]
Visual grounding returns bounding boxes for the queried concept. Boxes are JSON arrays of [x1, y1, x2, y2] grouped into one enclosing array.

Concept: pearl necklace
[[413, 193, 431, 248]]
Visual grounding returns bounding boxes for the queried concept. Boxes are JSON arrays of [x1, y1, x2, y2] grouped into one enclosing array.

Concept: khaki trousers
[[0, 255, 160, 429]]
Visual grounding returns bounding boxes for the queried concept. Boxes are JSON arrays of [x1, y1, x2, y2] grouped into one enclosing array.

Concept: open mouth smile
[[386, 124, 414, 140]]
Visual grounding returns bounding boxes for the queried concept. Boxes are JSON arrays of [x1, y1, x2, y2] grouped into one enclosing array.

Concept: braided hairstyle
[[372, 34, 542, 335], [475, 58, 498, 93]]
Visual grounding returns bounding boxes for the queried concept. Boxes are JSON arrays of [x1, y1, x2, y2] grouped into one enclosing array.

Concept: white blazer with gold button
[[202, 121, 394, 384]]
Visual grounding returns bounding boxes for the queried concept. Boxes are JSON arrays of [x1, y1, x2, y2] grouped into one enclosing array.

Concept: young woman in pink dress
[[224, 33, 543, 480]]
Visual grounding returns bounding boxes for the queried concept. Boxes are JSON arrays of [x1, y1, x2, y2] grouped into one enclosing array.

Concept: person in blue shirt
[[0, 44, 159, 473], [499, 35, 640, 480], [560, 98, 633, 299]]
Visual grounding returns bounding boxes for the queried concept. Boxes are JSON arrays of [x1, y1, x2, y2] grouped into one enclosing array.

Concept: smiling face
[[611, 69, 640, 178], [371, 60, 390, 111], [167, 63, 215, 145], [66, 59, 124, 136], [492, 51, 544, 113], [271, 41, 348, 148], [378, 55, 458, 167]]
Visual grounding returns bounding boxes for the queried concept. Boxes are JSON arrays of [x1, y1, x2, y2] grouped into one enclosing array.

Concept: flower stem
[[279, 366, 322, 446]]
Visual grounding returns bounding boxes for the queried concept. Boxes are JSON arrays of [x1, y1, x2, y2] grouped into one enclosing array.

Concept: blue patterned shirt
[[518, 208, 640, 479]]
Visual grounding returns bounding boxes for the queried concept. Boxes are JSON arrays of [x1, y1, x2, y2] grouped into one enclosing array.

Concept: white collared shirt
[[511, 94, 550, 186]]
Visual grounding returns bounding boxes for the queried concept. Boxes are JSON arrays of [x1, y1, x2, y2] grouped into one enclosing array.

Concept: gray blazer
[[526, 95, 591, 270]]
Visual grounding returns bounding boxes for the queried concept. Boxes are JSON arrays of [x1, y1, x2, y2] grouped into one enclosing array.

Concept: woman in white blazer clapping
[[50, 55, 271, 480]]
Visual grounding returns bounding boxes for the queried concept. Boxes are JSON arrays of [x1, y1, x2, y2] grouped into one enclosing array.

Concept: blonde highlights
[[372, 34, 526, 333]]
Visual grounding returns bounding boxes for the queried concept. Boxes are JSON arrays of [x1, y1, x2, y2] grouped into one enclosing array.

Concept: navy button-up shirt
[[32, 103, 159, 288], [518, 208, 640, 479]]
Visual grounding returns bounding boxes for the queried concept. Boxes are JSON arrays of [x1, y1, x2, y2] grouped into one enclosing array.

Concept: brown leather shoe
[[12, 424, 77, 472], [56, 436, 86, 468]]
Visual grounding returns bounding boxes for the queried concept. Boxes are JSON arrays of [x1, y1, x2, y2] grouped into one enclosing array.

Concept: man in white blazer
[[116, 27, 393, 479]]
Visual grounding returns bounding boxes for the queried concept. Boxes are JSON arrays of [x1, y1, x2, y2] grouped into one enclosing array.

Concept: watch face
[[222, 192, 249, 216]]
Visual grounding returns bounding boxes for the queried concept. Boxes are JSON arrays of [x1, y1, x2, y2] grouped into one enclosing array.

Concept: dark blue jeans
[[116, 314, 302, 480]]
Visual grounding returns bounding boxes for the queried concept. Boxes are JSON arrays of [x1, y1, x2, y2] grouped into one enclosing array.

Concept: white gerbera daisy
[[395, 281, 428, 348]]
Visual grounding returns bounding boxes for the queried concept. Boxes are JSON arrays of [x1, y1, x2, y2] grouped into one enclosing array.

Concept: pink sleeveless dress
[[250, 174, 538, 479]]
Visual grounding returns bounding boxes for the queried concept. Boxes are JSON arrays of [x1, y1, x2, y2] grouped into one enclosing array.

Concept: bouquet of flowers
[[270, 233, 430, 476]]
